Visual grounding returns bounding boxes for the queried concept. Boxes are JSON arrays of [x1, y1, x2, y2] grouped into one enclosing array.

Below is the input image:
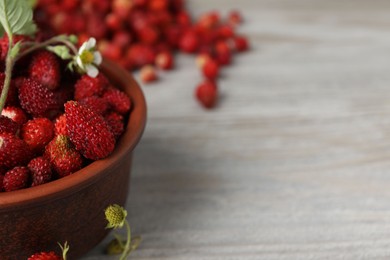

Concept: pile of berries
[[33, 0, 249, 109], [0, 39, 131, 192]]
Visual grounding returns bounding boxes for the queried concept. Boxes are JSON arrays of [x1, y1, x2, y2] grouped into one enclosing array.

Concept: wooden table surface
[[85, 0, 390, 259]]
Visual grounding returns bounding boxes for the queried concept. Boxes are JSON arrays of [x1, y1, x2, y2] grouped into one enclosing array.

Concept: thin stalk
[[0, 35, 14, 114], [119, 220, 132, 260], [17, 36, 78, 61]]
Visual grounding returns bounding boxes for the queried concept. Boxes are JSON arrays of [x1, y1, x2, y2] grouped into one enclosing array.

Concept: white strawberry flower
[[75, 38, 102, 78]]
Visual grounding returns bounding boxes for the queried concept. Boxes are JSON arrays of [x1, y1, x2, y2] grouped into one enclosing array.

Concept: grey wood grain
[[84, 0, 390, 259]]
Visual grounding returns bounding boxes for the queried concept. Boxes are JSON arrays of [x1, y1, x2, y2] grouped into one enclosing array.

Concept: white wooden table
[[85, 0, 390, 259]]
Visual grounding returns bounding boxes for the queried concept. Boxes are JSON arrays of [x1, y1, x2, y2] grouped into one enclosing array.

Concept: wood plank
[[84, 0, 390, 259]]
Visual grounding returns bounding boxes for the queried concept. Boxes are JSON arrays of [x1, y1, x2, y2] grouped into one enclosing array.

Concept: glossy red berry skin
[[195, 80, 218, 109], [233, 36, 249, 52], [3, 166, 30, 192], [179, 31, 199, 53], [140, 65, 158, 83], [155, 52, 174, 70], [202, 59, 219, 80]]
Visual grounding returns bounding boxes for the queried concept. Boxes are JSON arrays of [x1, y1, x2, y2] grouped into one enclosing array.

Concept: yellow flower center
[[105, 204, 127, 229], [80, 50, 94, 64]]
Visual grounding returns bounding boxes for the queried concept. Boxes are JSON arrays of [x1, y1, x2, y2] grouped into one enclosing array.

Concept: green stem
[[0, 36, 14, 114], [17, 36, 78, 61], [119, 220, 132, 260]]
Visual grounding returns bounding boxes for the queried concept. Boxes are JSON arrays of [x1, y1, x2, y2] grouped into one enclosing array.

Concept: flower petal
[[93, 51, 102, 65], [86, 64, 99, 78], [76, 56, 85, 70], [86, 38, 96, 49]]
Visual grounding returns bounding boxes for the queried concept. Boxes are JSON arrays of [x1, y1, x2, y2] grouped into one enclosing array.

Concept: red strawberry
[[155, 51, 174, 70], [65, 101, 115, 160], [202, 59, 219, 80], [45, 135, 83, 177], [79, 96, 110, 115], [18, 78, 57, 117], [74, 74, 109, 100], [105, 112, 125, 139], [0, 115, 19, 134], [3, 166, 30, 192], [195, 80, 218, 109], [21, 118, 55, 154], [139, 65, 158, 83], [102, 88, 131, 115], [28, 157, 53, 187], [29, 50, 61, 90], [0, 133, 32, 168], [54, 114, 67, 136], [1, 106, 28, 126], [28, 251, 61, 260]]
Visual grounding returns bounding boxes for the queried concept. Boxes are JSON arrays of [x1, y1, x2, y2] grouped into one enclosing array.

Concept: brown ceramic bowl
[[0, 60, 146, 260]]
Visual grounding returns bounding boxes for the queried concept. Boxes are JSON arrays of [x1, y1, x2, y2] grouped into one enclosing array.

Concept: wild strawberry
[[195, 80, 218, 109], [198, 12, 220, 29], [216, 52, 232, 66], [102, 88, 131, 115], [105, 13, 123, 31], [176, 11, 191, 27], [228, 10, 243, 26], [28, 157, 53, 187], [65, 101, 115, 160], [125, 44, 156, 69], [79, 96, 110, 115], [28, 50, 61, 90], [3, 166, 30, 192], [112, 31, 133, 49], [179, 30, 199, 53], [18, 78, 57, 117], [0, 115, 19, 134], [86, 14, 108, 39], [0, 133, 32, 169], [74, 74, 109, 100], [196, 53, 212, 69], [202, 59, 219, 80], [164, 25, 182, 48], [1, 106, 28, 126], [28, 251, 61, 260], [217, 25, 234, 39], [21, 118, 55, 155], [155, 52, 174, 70], [45, 135, 83, 177], [54, 114, 67, 136], [105, 112, 125, 139], [233, 36, 249, 52], [137, 25, 159, 45], [112, 0, 133, 19], [98, 40, 123, 62], [148, 0, 168, 12], [140, 65, 158, 83]]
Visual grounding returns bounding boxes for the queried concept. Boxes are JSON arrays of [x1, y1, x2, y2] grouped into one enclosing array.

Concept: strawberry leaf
[[47, 45, 72, 60], [0, 0, 37, 38]]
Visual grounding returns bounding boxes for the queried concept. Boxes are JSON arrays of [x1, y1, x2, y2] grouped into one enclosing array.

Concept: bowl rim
[[0, 59, 147, 209]]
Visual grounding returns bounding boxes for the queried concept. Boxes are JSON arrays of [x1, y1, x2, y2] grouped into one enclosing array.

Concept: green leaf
[[0, 0, 37, 38], [9, 41, 20, 58], [47, 45, 72, 60]]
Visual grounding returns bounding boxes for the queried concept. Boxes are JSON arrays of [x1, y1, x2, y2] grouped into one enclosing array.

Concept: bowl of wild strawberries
[[0, 34, 146, 258]]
